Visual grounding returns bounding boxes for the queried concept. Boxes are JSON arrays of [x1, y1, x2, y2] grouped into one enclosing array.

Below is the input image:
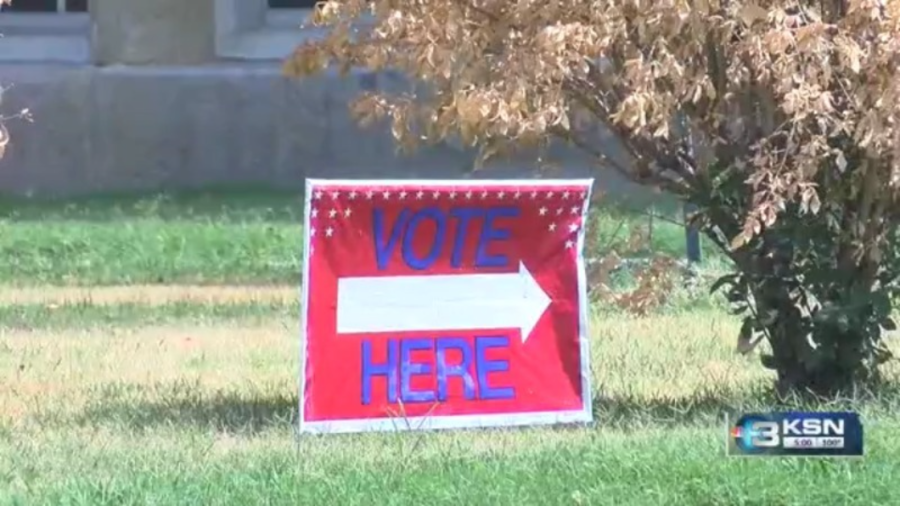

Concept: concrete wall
[[0, 0, 654, 200], [91, 0, 216, 65]]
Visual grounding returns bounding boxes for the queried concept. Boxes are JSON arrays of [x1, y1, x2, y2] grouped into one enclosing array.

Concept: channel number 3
[[747, 421, 781, 448]]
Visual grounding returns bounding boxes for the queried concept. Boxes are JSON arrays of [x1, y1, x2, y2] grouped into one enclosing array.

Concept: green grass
[[0, 187, 306, 223], [3, 424, 899, 505], [1, 188, 893, 504], [0, 188, 725, 286], [0, 188, 302, 286], [1, 305, 899, 505], [0, 220, 301, 286]]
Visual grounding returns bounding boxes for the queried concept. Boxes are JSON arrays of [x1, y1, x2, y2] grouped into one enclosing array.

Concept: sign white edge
[[576, 181, 595, 423], [297, 178, 316, 434], [302, 409, 593, 434], [298, 177, 596, 434], [304, 178, 595, 188]]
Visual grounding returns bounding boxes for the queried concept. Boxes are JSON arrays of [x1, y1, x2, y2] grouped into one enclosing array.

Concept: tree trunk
[[747, 237, 884, 399], [759, 290, 881, 398], [769, 335, 872, 399]]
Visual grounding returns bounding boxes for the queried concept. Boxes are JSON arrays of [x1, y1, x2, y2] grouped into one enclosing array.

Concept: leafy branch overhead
[[0, 0, 34, 160], [288, 1, 900, 396], [287, 0, 900, 248], [0, 0, 8, 159]]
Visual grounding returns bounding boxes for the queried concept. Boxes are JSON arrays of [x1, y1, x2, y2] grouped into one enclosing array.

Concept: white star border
[[306, 185, 591, 255]]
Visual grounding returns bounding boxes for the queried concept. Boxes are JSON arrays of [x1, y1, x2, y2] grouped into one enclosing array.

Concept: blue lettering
[[448, 208, 484, 268], [475, 207, 519, 268], [435, 337, 476, 401], [475, 336, 515, 400], [372, 209, 409, 270], [373, 205, 521, 270], [361, 336, 515, 404], [361, 339, 399, 405], [400, 338, 436, 403], [401, 207, 446, 270]]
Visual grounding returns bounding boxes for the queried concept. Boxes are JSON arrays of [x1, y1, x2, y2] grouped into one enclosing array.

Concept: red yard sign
[[299, 179, 594, 433]]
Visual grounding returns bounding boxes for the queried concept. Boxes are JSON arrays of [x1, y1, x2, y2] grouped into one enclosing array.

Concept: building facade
[[0, 0, 630, 197]]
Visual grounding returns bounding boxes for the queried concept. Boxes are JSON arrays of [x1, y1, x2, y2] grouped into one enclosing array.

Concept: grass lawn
[[0, 189, 897, 505], [0, 187, 726, 286], [3, 308, 899, 505]]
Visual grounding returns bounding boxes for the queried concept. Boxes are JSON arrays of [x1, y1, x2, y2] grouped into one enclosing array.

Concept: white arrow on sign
[[336, 261, 552, 343]]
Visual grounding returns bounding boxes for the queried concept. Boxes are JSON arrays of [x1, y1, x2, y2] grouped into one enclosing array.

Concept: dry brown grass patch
[[0, 324, 296, 426], [0, 285, 298, 306], [2, 312, 898, 432]]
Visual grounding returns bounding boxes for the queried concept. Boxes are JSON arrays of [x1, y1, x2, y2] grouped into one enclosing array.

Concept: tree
[[285, 0, 900, 397], [0, 0, 29, 160], [0, 0, 7, 160]]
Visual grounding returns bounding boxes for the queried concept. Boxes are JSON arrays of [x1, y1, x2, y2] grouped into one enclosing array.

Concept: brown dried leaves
[[286, 0, 900, 249]]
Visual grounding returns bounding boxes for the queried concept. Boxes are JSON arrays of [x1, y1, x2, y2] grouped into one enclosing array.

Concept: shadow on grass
[[593, 379, 900, 430], [591, 388, 775, 430], [72, 381, 298, 435], [67, 377, 900, 434]]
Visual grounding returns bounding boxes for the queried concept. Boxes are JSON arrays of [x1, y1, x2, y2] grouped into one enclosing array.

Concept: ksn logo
[[728, 412, 863, 457]]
